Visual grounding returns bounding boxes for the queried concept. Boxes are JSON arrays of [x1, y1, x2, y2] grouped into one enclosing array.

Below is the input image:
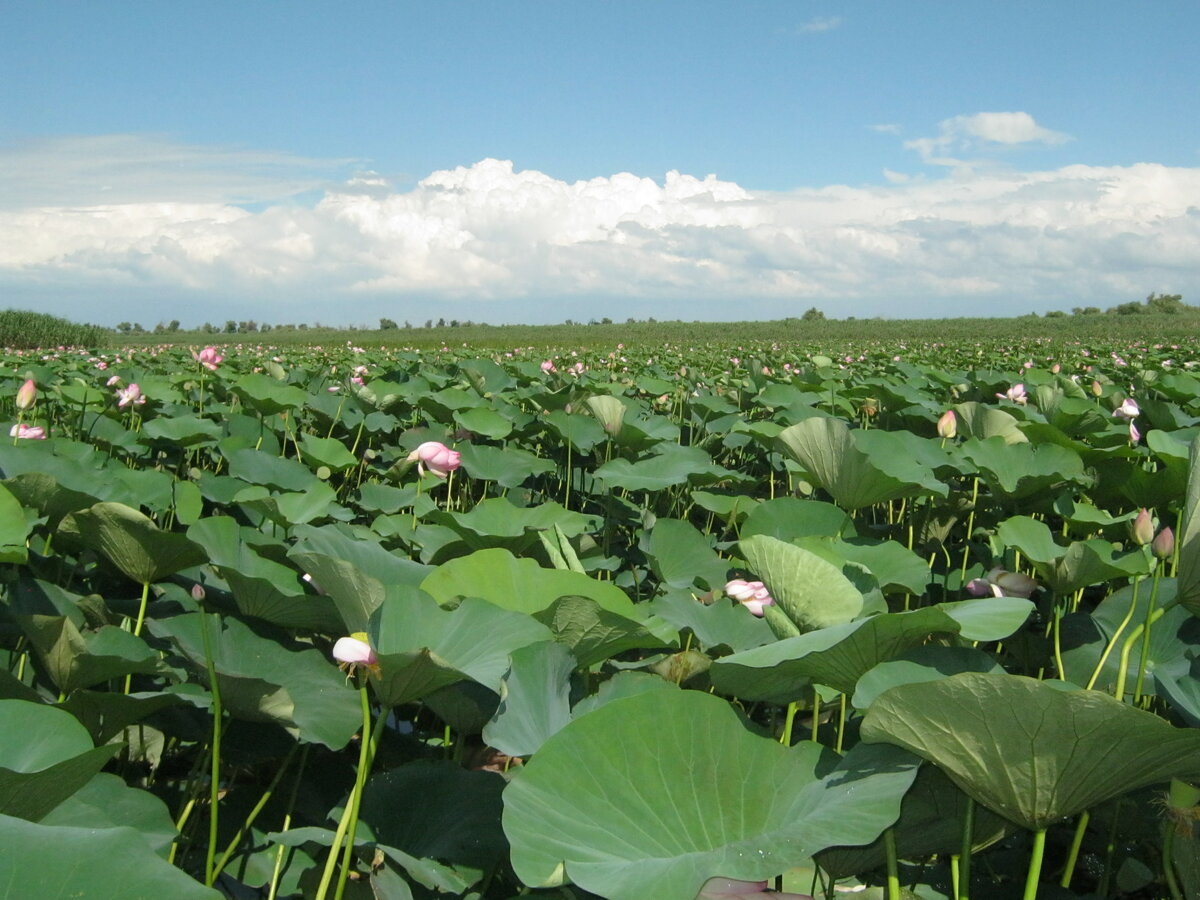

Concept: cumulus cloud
[[905, 112, 1073, 166], [1, 137, 1198, 324]]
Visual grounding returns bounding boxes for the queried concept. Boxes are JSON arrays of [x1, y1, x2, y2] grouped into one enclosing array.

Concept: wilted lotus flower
[[15, 378, 36, 410], [9, 423, 46, 440], [1112, 397, 1140, 421], [936, 409, 957, 439], [996, 383, 1027, 404], [195, 346, 224, 371], [332, 633, 380, 679], [1130, 508, 1155, 546], [407, 441, 462, 479], [984, 567, 1039, 599], [696, 877, 813, 900], [116, 383, 146, 407], [1152, 527, 1175, 560], [724, 579, 775, 616]]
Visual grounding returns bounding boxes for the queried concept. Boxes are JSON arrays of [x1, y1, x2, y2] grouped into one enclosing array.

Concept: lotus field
[[3, 334, 1200, 900]]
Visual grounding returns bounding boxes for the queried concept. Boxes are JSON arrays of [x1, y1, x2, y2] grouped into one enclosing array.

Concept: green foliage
[[0, 309, 109, 349]]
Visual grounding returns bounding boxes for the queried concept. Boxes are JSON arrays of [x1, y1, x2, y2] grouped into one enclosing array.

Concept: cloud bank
[[2, 134, 1198, 325]]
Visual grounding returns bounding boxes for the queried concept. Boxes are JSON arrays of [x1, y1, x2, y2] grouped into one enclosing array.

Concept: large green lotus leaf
[[455, 443, 556, 488], [223, 447, 317, 492], [288, 523, 430, 632], [0, 812, 220, 900], [230, 372, 309, 415], [852, 645, 1006, 710], [187, 516, 341, 632], [146, 613, 360, 749], [0, 482, 30, 563], [585, 394, 627, 437], [645, 517, 730, 591], [58, 501, 208, 584], [2, 471, 98, 530], [0, 699, 120, 821], [139, 414, 222, 446], [1156, 655, 1200, 727], [15, 616, 159, 693], [535, 595, 671, 667], [776, 417, 944, 509], [454, 405, 514, 439], [503, 689, 919, 900], [483, 641, 576, 757], [816, 763, 1011, 878], [711, 598, 1031, 701], [59, 690, 184, 745], [358, 761, 509, 871], [1177, 435, 1200, 615], [738, 498, 854, 541], [41, 772, 177, 856], [997, 515, 1153, 592], [738, 534, 863, 633], [369, 589, 553, 707], [457, 357, 516, 395], [860, 672, 1200, 830], [436, 497, 600, 541], [297, 433, 359, 472], [646, 590, 773, 654], [543, 409, 607, 452], [959, 436, 1087, 501], [421, 547, 639, 619], [235, 482, 338, 527], [595, 444, 736, 492], [800, 536, 931, 596], [952, 401, 1027, 444]]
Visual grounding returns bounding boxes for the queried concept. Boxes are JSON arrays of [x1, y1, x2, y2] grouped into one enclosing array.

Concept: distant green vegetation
[[0, 309, 110, 349]]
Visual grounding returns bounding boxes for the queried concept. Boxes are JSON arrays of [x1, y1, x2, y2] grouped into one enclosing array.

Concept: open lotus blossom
[[116, 383, 146, 407], [195, 346, 224, 370], [15, 378, 36, 410], [696, 877, 813, 900], [332, 633, 380, 679], [936, 409, 957, 439], [996, 383, 1027, 404], [967, 567, 1039, 599], [407, 440, 462, 478], [540, 359, 556, 373], [724, 579, 775, 616], [10, 423, 46, 439], [1112, 397, 1140, 420]]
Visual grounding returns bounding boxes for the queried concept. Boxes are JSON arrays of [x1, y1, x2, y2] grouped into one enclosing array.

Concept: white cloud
[[2, 137, 1199, 324], [905, 112, 1073, 167], [796, 16, 843, 34]]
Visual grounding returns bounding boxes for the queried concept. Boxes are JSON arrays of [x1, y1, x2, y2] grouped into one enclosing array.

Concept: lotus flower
[[937, 409, 957, 439], [996, 383, 1027, 404], [1112, 397, 1140, 421], [540, 359, 557, 373], [15, 379, 36, 410], [724, 579, 775, 616], [1152, 527, 1175, 561], [116, 383, 146, 407], [407, 441, 462, 479], [1130, 508, 1155, 546], [696, 877, 813, 899], [971, 567, 1039, 599], [1129, 420, 1141, 444], [332, 633, 380, 679], [195, 346, 224, 371], [9, 423, 46, 439]]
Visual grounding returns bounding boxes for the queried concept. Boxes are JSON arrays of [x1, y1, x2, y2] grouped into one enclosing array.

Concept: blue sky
[[2, 1, 1198, 328]]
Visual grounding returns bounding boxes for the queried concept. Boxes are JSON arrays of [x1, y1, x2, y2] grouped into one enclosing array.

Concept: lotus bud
[[724, 578, 775, 616], [406, 441, 462, 479], [1129, 420, 1141, 444], [937, 409, 957, 439], [15, 379, 36, 410], [987, 567, 1039, 599], [1091, 380, 1103, 397], [1130, 509, 1155, 546], [191, 584, 206, 601], [1152, 527, 1175, 560]]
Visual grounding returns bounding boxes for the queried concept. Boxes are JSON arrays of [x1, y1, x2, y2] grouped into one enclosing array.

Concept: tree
[[1146, 292, 1185, 315], [224, 320, 238, 333], [168, 319, 181, 332], [379, 318, 398, 330], [802, 307, 825, 321], [116, 322, 133, 334]]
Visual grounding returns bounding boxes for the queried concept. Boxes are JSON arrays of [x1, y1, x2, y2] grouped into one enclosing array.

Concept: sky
[[2, 1, 1199, 329]]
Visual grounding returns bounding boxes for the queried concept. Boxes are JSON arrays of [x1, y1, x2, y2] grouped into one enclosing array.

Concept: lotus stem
[[1115, 604, 1169, 703], [199, 614, 224, 887], [780, 701, 798, 746], [1132, 567, 1164, 702], [1059, 810, 1088, 888], [212, 744, 299, 880], [266, 744, 310, 900], [1022, 828, 1047, 900], [882, 828, 901, 900], [1085, 576, 1141, 691], [958, 795, 974, 900]]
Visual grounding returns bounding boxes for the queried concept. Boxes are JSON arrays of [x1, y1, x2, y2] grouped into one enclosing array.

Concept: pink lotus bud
[[1050, 363, 1061, 374], [965, 577, 998, 597], [9, 423, 46, 439], [15, 379, 36, 410], [191, 584, 206, 601], [540, 360, 556, 373], [406, 441, 462, 479], [1112, 398, 1139, 421], [724, 579, 775, 616], [1129, 420, 1140, 444], [937, 410, 957, 439], [1152, 527, 1175, 560], [1130, 509, 1155, 546]]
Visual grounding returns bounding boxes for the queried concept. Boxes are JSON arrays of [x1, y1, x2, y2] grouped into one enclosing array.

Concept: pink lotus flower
[[1129, 420, 1140, 444], [937, 409, 957, 439], [332, 633, 380, 679], [1152, 527, 1175, 561], [195, 346, 224, 371], [1112, 397, 1139, 420], [540, 360, 557, 373], [10, 423, 46, 439], [407, 441, 462, 479], [1130, 508, 1155, 546], [697, 877, 813, 899], [724, 579, 775, 616], [996, 383, 1027, 404], [15, 379, 36, 411], [116, 383, 146, 408]]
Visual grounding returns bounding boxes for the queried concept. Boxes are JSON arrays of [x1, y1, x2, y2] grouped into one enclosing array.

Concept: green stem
[[1162, 824, 1184, 900], [1022, 828, 1047, 900], [1098, 799, 1122, 897], [780, 701, 798, 746], [212, 744, 298, 879], [882, 828, 901, 900], [1132, 567, 1164, 702], [267, 745, 310, 900], [199, 614, 224, 888], [958, 795, 974, 900], [124, 580, 152, 694], [1115, 605, 1169, 703], [1059, 810, 1089, 888], [1085, 577, 1141, 690]]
